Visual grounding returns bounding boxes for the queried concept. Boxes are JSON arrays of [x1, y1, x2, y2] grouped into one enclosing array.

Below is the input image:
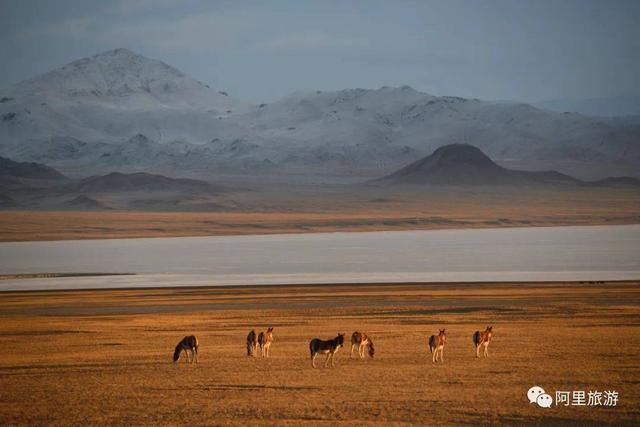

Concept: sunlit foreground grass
[[0, 282, 638, 425]]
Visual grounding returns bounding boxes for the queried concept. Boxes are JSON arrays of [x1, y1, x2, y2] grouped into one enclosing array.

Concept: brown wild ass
[[246, 330, 258, 357], [350, 331, 375, 358], [428, 329, 446, 363], [173, 335, 199, 363], [257, 327, 274, 358], [473, 326, 493, 358], [309, 334, 345, 368]]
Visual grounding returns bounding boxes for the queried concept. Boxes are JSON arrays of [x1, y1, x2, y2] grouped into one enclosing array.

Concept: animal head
[[173, 345, 181, 363], [267, 327, 274, 333], [336, 333, 345, 347]]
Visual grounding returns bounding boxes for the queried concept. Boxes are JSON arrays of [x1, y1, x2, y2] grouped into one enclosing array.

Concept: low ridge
[[72, 172, 221, 194], [0, 156, 67, 181]]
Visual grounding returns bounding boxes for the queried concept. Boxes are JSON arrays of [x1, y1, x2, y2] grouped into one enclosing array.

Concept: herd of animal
[[172, 326, 494, 367]]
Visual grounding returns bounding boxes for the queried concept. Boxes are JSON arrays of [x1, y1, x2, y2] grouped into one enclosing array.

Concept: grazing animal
[[309, 334, 345, 368], [428, 329, 446, 363], [173, 335, 199, 363], [257, 327, 274, 358], [350, 331, 375, 359], [473, 326, 493, 358], [246, 329, 258, 357]]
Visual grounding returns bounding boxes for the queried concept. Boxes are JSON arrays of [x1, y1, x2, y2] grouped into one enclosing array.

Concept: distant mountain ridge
[[0, 156, 229, 210], [1, 49, 639, 178], [536, 95, 640, 117], [71, 171, 221, 193]]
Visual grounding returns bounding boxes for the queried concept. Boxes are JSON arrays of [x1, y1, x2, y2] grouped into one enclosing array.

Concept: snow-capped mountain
[[0, 48, 247, 160], [231, 86, 640, 170], [1, 49, 638, 178], [9, 48, 244, 111]]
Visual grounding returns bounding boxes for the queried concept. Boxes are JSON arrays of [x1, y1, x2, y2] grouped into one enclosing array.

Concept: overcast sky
[[0, 0, 638, 103]]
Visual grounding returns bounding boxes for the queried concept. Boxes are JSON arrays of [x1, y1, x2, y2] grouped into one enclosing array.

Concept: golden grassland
[[1, 187, 639, 241], [0, 281, 639, 425]]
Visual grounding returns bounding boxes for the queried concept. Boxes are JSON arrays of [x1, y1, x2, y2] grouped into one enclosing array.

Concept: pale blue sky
[[0, 0, 638, 103]]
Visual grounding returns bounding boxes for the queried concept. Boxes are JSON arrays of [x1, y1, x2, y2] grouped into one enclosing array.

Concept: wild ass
[[257, 327, 274, 358], [246, 330, 258, 357], [428, 329, 446, 363], [309, 334, 345, 368], [173, 335, 199, 363], [350, 331, 375, 359], [473, 326, 493, 358]]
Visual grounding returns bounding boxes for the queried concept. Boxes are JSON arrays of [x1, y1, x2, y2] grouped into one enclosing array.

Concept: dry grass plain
[[1, 186, 639, 241], [0, 281, 639, 425]]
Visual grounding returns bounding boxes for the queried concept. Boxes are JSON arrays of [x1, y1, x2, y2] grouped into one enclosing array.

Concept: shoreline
[[1, 209, 639, 243], [0, 217, 638, 244], [1, 276, 638, 294]]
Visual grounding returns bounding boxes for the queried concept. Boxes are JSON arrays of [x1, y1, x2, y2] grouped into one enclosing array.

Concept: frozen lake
[[0, 225, 639, 291]]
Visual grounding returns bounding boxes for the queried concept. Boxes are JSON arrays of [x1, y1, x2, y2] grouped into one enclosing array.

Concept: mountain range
[[1, 145, 637, 211], [0, 161, 229, 211], [1, 48, 639, 180]]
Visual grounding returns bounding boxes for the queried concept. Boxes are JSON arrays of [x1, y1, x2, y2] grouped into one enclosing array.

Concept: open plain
[[0, 281, 638, 425], [1, 186, 639, 242]]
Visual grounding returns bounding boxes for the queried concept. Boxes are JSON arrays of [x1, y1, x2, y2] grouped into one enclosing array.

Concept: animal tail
[[428, 335, 436, 353], [473, 331, 481, 347], [309, 340, 315, 358]]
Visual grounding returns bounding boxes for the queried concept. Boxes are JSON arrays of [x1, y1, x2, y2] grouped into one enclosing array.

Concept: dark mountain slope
[[373, 144, 582, 186], [0, 156, 67, 181]]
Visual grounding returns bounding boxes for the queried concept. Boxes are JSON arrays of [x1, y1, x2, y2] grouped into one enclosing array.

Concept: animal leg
[[432, 348, 436, 363], [324, 353, 331, 367], [350, 344, 355, 358], [359, 344, 365, 359], [484, 344, 489, 358], [476, 345, 480, 358], [440, 347, 444, 362], [194, 347, 198, 363], [311, 353, 317, 368]]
